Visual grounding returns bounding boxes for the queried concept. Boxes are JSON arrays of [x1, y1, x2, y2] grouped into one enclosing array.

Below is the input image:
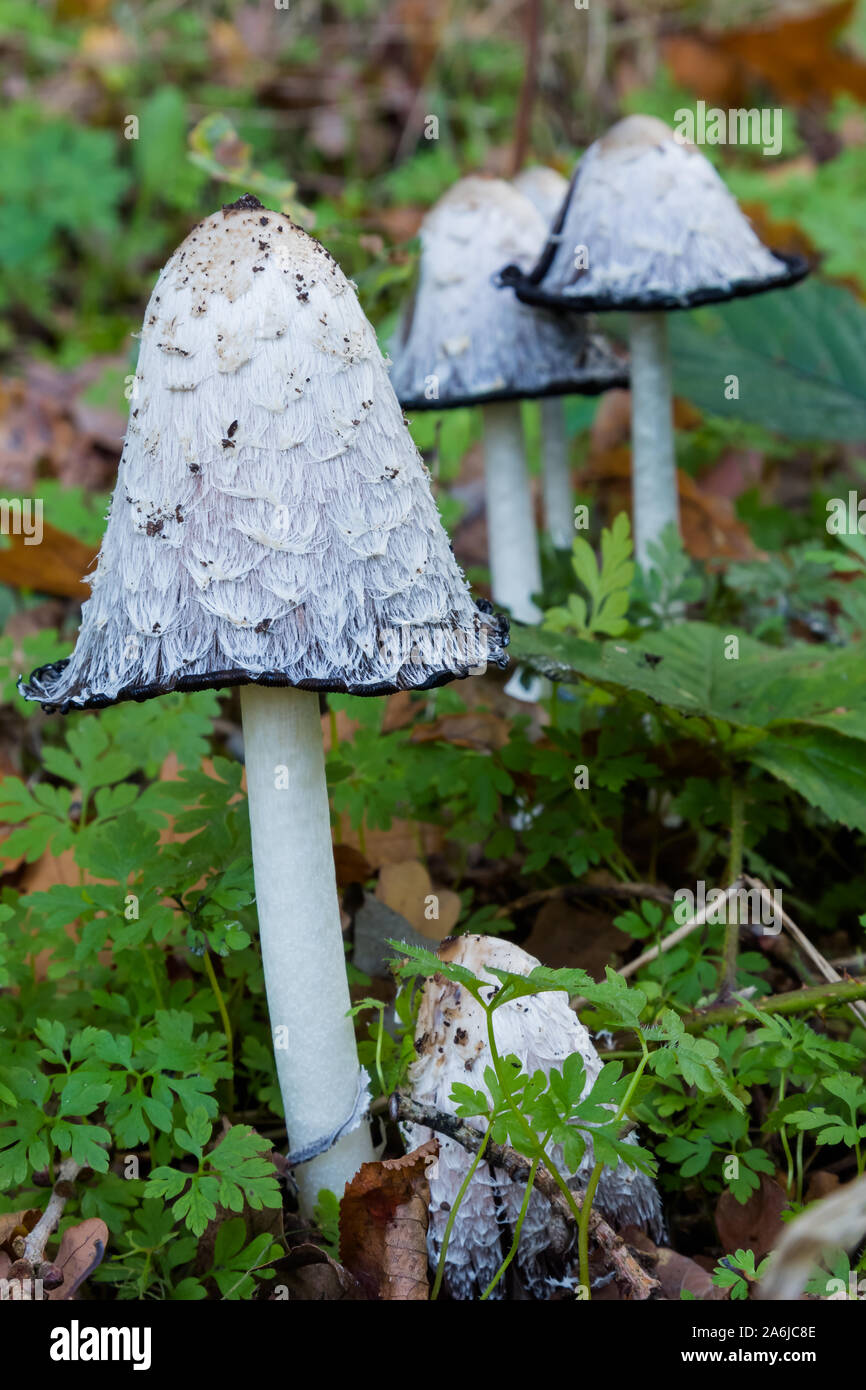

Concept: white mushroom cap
[[388, 177, 627, 411], [512, 165, 568, 225], [503, 115, 809, 312], [22, 197, 508, 711], [403, 933, 663, 1300]]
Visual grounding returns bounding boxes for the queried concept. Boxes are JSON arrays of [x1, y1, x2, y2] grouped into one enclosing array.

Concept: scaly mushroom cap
[[502, 114, 810, 313], [21, 197, 508, 712], [389, 177, 627, 411], [512, 165, 568, 225], [403, 934, 663, 1300]]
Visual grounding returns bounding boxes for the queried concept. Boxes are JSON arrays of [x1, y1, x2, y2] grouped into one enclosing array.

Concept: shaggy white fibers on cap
[[389, 177, 626, 411], [22, 196, 507, 711], [504, 115, 809, 312], [403, 934, 663, 1300]]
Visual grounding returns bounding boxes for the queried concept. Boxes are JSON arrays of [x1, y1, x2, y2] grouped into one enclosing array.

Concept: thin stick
[[570, 883, 746, 1011], [511, 0, 541, 176], [495, 880, 673, 920], [684, 978, 866, 1033], [23, 1158, 81, 1266], [722, 780, 746, 993], [742, 874, 866, 1030], [391, 1093, 657, 1299]]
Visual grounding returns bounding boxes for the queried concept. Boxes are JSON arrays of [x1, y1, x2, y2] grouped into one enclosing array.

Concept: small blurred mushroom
[[403, 934, 662, 1299], [501, 116, 810, 568], [389, 177, 626, 651], [513, 166, 576, 552], [21, 195, 508, 1213]]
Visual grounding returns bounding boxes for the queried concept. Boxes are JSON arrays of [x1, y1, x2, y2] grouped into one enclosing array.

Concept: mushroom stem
[[539, 397, 574, 550], [627, 311, 679, 568], [241, 684, 374, 1214], [482, 400, 542, 623]]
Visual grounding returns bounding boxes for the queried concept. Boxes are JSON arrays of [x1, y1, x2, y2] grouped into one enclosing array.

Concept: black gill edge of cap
[[497, 251, 813, 315], [19, 607, 510, 715], [397, 366, 629, 413]]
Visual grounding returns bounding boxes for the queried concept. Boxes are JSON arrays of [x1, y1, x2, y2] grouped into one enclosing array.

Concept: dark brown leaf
[[716, 1173, 788, 1258], [46, 1217, 109, 1300], [339, 1140, 437, 1300]]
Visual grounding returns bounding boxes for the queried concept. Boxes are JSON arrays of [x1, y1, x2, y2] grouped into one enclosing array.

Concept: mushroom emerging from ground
[[500, 116, 810, 568], [21, 194, 508, 1212], [389, 176, 626, 627], [512, 166, 576, 551], [403, 934, 663, 1299]]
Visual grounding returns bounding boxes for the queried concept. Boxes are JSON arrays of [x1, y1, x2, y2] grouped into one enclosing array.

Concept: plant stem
[[722, 778, 746, 994], [141, 944, 164, 1011], [686, 977, 866, 1031], [511, 0, 541, 176], [431, 1122, 493, 1301], [203, 946, 234, 1118], [481, 1153, 541, 1300], [483, 1004, 584, 1232], [576, 1037, 649, 1296]]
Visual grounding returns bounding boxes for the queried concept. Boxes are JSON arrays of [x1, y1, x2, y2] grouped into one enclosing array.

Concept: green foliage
[[144, 1111, 281, 1238], [0, 691, 283, 1296], [0, 102, 130, 330], [712, 1248, 772, 1300], [669, 280, 866, 442], [514, 615, 866, 834], [544, 514, 634, 638]]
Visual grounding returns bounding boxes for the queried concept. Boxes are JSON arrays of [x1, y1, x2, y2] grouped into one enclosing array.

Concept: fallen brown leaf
[[523, 898, 631, 980], [46, 1217, 109, 1300], [0, 521, 97, 599], [276, 1243, 363, 1300], [0, 1210, 40, 1251], [718, 0, 866, 104], [410, 709, 510, 751], [625, 1227, 727, 1301], [375, 860, 461, 941], [334, 843, 373, 888], [339, 1140, 438, 1300], [716, 1173, 788, 1259]]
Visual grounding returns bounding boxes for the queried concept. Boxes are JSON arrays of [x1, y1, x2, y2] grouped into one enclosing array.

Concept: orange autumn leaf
[[0, 522, 96, 600], [717, 0, 866, 104]]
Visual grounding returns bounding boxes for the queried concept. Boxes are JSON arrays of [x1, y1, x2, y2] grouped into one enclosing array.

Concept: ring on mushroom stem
[[499, 115, 811, 571], [20, 194, 508, 1214]]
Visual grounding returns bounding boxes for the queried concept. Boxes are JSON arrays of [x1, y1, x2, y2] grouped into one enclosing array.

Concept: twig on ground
[[684, 978, 866, 1033], [23, 1157, 81, 1266], [567, 882, 746, 1011], [742, 874, 866, 1030], [495, 880, 672, 921], [390, 1091, 657, 1299]]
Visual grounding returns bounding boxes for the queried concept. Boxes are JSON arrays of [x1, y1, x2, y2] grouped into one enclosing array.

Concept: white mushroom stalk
[[538, 396, 574, 551], [22, 195, 508, 1214], [628, 311, 678, 567], [500, 117, 809, 570], [513, 167, 577, 550], [389, 176, 626, 647], [482, 401, 542, 624], [241, 684, 372, 1209]]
